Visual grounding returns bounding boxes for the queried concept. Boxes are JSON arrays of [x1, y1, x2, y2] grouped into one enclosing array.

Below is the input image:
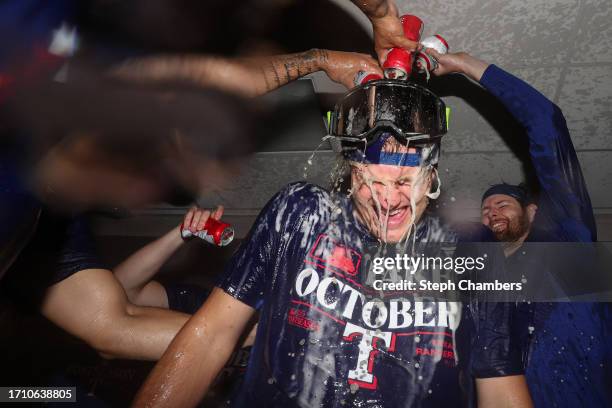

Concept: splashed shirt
[[218, 182, 510, 408], [480, 65, 611, 407]]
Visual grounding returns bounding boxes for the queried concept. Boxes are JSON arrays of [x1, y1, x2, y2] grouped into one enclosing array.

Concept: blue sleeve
[[216, 187, 287, 310], [479, 65, 596, 242]]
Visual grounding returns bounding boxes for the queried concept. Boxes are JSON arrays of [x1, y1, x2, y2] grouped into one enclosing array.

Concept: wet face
[[350, 157, 432, 243], [481, 194, 533, 242]]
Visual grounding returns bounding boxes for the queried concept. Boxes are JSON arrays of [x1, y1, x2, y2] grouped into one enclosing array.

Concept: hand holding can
[[180, 206, 234, 246], [382, 15, 424, 80], [416, 35, 449, 74]]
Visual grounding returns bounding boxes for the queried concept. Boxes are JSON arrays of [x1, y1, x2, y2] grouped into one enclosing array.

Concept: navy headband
[[345, 133, 438, 167], [482, 184, 531, 206]]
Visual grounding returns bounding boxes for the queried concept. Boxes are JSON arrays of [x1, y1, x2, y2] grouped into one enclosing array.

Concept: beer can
[[416, 51, 438, 73], [353, 70, 383, 86], [382, 15, 424, 80], [420, 34, 449, 54], [383, 47, 413, 80], [181, 217, 235, 246], [400, 15, 424, 42]]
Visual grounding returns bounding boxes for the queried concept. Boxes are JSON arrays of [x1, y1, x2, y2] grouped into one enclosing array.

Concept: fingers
[[425, 48, 442, 59], [191, 209, 210, 232], [396, 37, 419, 53], [184, 206, 224, 232], [211, 205, 224, 220], [366, 57, 384, 76], [376, 49, 390, 66], [183, 207, 196, 230]]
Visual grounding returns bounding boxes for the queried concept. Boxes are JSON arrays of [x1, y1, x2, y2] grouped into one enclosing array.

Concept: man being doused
[[133, 74, 532, 407]]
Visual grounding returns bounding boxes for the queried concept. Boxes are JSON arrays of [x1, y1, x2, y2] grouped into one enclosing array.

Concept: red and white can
[[416, 51, 438, 73], [421, 34, 449, 54], [181, 217, 235, 246], [382, 14, 423, 80], [383, 48, 413, 80], [400, 15, 424, 42], [416, 34, 449, 74], [353, 70, 383, 86]]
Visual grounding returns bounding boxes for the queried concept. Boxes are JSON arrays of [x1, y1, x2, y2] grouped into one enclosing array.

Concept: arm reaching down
[[132, 288, 256, 408], [112, 49, 383, 95]]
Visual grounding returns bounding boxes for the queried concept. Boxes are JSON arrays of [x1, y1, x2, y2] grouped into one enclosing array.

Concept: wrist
[[458, 53, 489, 81], [310, 48, 329, 73]]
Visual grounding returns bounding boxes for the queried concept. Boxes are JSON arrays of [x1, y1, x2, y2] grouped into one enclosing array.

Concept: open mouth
[[379, 206, 409, 228], [491, 220, 507, 233]]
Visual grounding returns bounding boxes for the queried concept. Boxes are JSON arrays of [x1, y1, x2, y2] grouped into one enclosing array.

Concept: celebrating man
[[133, 52, 532, 407]]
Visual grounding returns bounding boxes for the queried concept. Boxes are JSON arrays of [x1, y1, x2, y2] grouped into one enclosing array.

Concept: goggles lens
[[331, 80, 447, 144]]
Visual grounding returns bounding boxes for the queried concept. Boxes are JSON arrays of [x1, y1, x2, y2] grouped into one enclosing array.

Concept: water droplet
[[350, 383, 359, 394]]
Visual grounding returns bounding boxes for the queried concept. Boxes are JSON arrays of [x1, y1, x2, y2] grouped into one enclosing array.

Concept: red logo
[[308, 234, 362, 276]]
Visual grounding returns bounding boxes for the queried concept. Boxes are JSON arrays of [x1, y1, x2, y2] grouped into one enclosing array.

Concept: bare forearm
[[112, 49, 330, 97], [251, 49, 329, 94], [100, 305, 190, 360], [133, 289, 253, 407], [457, 53, 490, 82], [132, 321, 233, 407], [114, 226, 183, 300]]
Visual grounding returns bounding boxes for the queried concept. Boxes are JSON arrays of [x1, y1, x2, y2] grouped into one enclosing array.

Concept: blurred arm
[[111, 49, 382, 94], [132, 288, 255, 408]]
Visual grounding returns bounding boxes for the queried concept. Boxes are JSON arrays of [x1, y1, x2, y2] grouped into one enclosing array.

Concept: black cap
[[481, 183, 532, 206]]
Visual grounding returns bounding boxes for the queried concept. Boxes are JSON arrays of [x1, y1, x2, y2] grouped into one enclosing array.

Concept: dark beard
[[493, 212, 530, 242]]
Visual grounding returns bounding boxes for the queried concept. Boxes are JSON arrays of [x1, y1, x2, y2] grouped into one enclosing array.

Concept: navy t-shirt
[[219, 182, 479, 408]]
